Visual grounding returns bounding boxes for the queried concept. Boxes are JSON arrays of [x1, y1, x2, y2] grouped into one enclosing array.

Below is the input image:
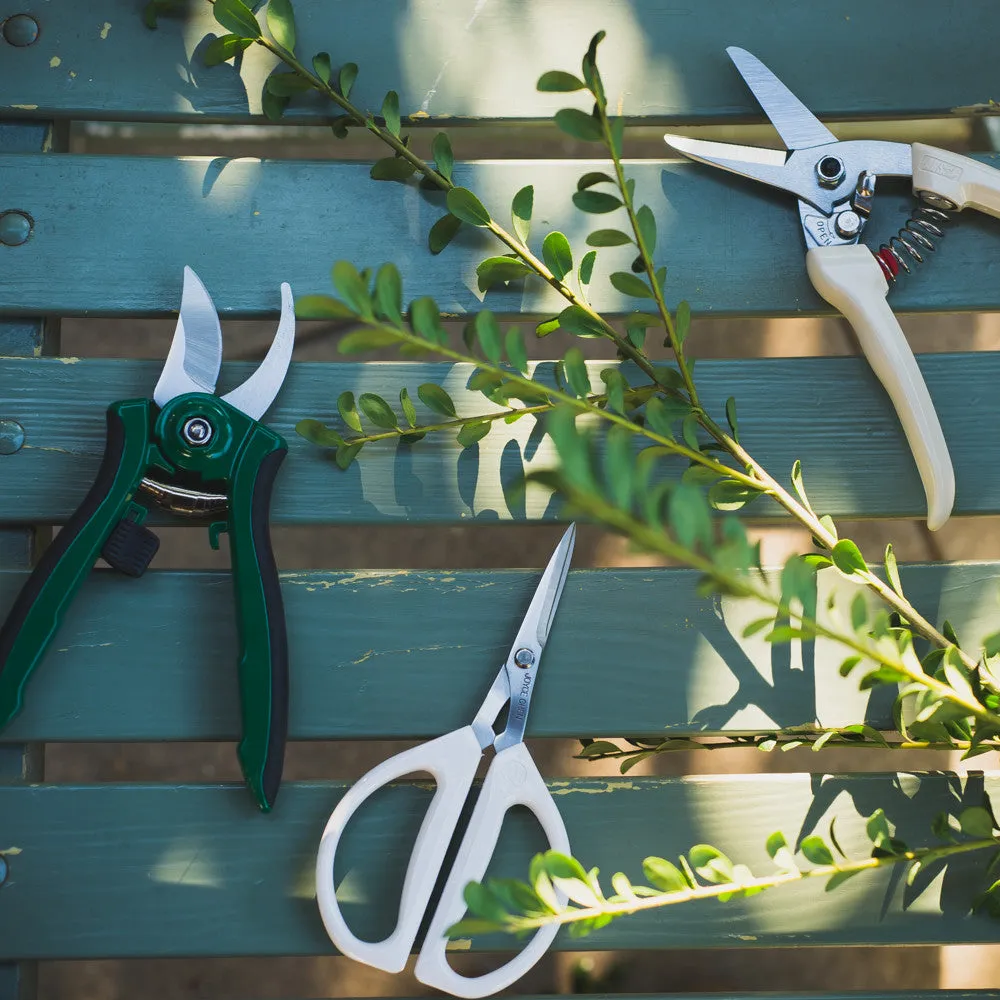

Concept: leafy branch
[[448, 804, 1000, 939]]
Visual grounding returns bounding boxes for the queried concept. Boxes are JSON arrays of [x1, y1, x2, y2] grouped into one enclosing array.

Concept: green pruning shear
[[0, 267, 295, 812]]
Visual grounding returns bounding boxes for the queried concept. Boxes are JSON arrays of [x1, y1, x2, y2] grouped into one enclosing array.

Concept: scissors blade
[[524, 523, 576, 650], [727, 46, 836, 151], [664, 133, 800, 195], [220, 282, 295, 421], [153, 266, 223, 407]]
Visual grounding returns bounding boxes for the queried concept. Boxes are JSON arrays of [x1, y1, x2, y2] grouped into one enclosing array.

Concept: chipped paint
[[69, 71, 77, 78], [49, 56, 62, 68], [731, 933, 758, 941], [10, 105, 39, 111], [23, 444, 82, 456], [549, 779, 636, 795], [0, 847, 22, 856], [57, 356, 81, 364], [100, 22, 112, 39], [352, 649, 374, 665], [446, 938, 471, 951]]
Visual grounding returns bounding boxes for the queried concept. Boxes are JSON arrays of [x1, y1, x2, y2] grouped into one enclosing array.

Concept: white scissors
[[315, 525, 576, 998]]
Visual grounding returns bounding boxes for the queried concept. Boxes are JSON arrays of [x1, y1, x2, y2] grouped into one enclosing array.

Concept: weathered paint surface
[[2, 154, 1000, 317], [1, 560, 998, 741], [1, 773, 999, 957]]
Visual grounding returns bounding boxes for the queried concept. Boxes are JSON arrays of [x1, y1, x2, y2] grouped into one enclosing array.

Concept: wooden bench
[[3, 1, 1000, 997]]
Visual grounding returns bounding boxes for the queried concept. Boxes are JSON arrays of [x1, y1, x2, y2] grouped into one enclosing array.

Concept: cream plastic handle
[[912, 143, 1000, 219], [414, 742, 571, 998], [806, 244, 955, 531], [315, 726, 481, 973]]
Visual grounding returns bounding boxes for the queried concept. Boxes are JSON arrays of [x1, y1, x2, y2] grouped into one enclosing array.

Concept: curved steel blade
[[726, 46, 836, 151], [153, 266, 223, 407], [221, 282, 295, 421], [494, 524, 576, 752]]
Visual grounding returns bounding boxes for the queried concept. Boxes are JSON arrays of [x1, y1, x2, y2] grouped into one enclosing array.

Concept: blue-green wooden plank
[[1, 772, 999, 958], [2, 155, 1000, 317], [1, 355, 999, 525], [0, 559, 996, 743], [2, 1, 998, 124]]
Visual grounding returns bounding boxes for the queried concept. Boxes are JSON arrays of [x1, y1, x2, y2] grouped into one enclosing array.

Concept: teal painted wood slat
[[0, 355, 998, 525], [1, 772, 999, 958], [3, 154, 1000, 317], [0, 559, 996, 742], [2, 1, 998, 124]]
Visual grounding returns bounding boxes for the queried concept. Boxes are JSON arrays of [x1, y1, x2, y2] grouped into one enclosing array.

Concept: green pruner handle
[[0, 399, 152, 729], [227, 420, 289, 813]]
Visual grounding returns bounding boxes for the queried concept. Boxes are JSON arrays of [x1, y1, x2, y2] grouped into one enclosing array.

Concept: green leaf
[[428, 213, 462, 255], [335, 441, 363, 469], [850, 592, 868, 631], [554, 107, 603, 141], [959, 806, 995, 838], [610, 271, 653, 299], [536, 317, 561, 338], [576, 740, 621, 758], [708, 479, 760, 511], [831, 539, 868, 577], [265, 70, 312, 95], [984, 631, 1000, 659], [724, 396, 739, 440], [409, 296, 445, 344], [511, 185, 533, 244], [542, 231, 573, 281], [381, 90, 401, 137], [339, 62, 358, 99], [825, 869, 862, 891], [577, 171, 616, 191], [885, 542, 904, 596], [800, 836, 834, 866], [670, 482, 712, 551], [790, 459, 815, 514], [358, 392, 397, 429], [338, 391, 362, 433], [839, 655, 862, 677], [681, 413, 700, 452], [866, 809, 892, 848], [586, 228, 632, 247], [688, 844, 734, 884], [600, 368, 627, 414], [463, 881, 510, 922], [398, 387, 417, 428], [370, 156, 416, 182], [295, 419, 343, 448], [373, 264, 403, 325], [474, 310, 503, 362], [457, 421, 491, 447], [562, 347, 591, 398], [431, 131, 454, 182], [331, 261, 372, 317], [446, 917, 505, 937], [579, 250, 597, 286], [266, 0, 295, 50], [537, 70, 586, 92], [546, 406, 595, 492], [635, 204, 656, 255], [642, 857, 688, 893], [261, 86, 289, 121], [312, 51, 331, 83], [338, 329, 400, 353], [295, 294, 355, 319], [477, 255, 532, 291], [418, 383, 457, 417], [558, 305, 606, 339], [505, 328, 528, 374], [203, 34, 254, 66], [447, 187, 491, 226], [213, 0, 261, 38], [674, 300, 691, 347], [573, 190, 623, 214]]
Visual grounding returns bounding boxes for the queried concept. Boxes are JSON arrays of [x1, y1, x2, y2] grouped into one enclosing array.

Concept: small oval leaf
[[447, 187, 491, 226]]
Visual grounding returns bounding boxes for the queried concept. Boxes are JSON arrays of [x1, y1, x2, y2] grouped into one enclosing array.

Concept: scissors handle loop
[[415, 742, 570, 998], [315, 726, 481, 973]]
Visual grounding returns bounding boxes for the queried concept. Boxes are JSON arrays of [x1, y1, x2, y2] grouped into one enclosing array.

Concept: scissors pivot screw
[[513, 647, 535, 668], [835, 210, 863, 239], [181, 416, 214, 447], [816, 155, 846, 188]]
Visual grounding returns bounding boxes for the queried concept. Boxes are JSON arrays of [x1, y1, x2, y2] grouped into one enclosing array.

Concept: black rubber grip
[[250, 447, 288, 811]]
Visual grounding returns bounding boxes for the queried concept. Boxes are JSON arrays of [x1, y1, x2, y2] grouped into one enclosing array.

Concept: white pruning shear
[[315, 525, 576, 998], [665, 48, 1000, 531]]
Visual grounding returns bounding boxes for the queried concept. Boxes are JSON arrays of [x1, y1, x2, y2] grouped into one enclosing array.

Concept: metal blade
[[664, 132, 799, 193], [470, 669, 510, 750], [220, 282, 295, 421], [153, 266, 223, 407], [493, 524, 576, 752], [726, 46, 836, 151]]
